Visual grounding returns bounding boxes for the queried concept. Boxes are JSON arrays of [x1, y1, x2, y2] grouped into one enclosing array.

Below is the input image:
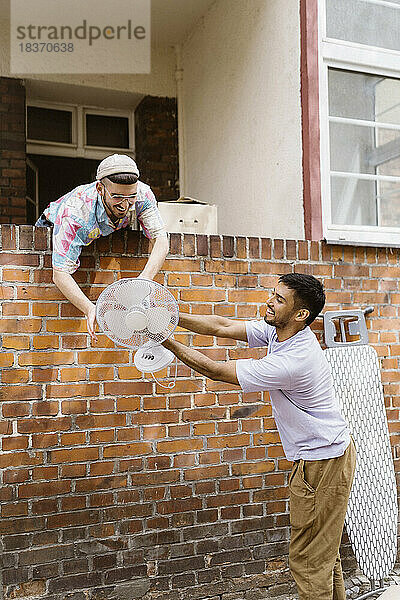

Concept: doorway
[[27, 155, 99, 223]]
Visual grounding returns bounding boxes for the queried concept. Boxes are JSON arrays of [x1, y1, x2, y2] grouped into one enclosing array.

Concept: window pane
[[326, 0, 400, 52], [375, 78, 400, 124], [330, 122, 400, 177], [86, 114, 129, 148], [328, 70, 398, 122], [328, 69, 400, 227], [27, 106, 72, 143], [378, 181, 400, 226], [330, 176, 378, 226]]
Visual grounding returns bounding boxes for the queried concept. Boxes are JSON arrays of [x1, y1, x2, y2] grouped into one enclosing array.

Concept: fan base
[[134, 342, 175, 373]]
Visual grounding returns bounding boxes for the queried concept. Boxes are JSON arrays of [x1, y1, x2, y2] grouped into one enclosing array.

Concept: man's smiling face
[[264, 282, 299, 328], [100, 179, 138, 221]]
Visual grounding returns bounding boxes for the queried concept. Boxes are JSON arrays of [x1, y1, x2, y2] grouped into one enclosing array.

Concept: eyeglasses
[[102, 183, 138, 205]]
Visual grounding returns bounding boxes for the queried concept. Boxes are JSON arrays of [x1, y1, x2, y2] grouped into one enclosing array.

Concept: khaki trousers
[[288, 440, 356, 600]]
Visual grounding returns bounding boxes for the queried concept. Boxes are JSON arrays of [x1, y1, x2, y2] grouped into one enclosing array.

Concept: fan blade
[[146, 306, 172, 334], [104, 308, 131, 339], [116, 279, 151, 309]]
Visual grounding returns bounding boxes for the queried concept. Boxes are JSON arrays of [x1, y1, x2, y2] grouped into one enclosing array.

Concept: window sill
[[325, 225, 400, 248]]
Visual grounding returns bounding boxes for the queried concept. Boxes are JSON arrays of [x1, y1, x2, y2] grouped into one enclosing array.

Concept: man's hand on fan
[[85, 303, 98, 341]]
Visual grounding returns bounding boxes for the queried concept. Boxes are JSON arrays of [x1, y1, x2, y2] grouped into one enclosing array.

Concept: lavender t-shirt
[[236, 320, 350, 461]]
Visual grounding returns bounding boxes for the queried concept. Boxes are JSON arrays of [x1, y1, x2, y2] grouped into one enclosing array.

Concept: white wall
[[180, 0, 304, 238]]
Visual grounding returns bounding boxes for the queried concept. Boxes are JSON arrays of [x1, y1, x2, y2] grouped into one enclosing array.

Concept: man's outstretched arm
[[53, 269, 96, 338], [163, 338, 239, 385], [139, 233, 169, 280], [178, 313, 248, 342]]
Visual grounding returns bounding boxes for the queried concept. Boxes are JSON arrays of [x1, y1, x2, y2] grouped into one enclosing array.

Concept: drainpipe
[[175, 44, 186, 197]]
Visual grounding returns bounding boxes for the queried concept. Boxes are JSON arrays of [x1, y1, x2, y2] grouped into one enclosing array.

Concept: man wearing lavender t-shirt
[[163, 273, 356, 600]]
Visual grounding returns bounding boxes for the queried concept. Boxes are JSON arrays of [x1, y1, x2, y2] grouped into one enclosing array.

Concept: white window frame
[[319, 0, 400, 246], [26, 157, 39, 221], [26, 100, 135, 160]]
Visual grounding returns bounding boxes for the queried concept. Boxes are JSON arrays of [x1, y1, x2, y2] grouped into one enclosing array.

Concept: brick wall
[[0, 77, 26, 225], [0, 226, 399, 600], [134, 96, 179, 202]]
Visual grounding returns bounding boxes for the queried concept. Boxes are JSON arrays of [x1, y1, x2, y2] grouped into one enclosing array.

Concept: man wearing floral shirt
[[36, 154, 169, 338]]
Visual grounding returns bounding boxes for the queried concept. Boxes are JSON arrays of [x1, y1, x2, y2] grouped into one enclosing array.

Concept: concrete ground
[[271, 565, 400, 600], [345, 566, 400, 599]]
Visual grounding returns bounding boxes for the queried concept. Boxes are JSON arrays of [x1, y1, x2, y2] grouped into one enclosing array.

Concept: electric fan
[[96, 278, 179, 379]]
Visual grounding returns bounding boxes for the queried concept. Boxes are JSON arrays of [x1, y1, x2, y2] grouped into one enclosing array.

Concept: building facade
[[0, 1, 399, 599]]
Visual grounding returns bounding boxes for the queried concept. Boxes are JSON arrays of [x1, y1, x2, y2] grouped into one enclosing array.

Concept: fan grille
[[96, 278, 179, 349]]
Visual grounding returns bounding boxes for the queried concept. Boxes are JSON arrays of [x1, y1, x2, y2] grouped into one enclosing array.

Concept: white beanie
[[96, 154, 139, 180]]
